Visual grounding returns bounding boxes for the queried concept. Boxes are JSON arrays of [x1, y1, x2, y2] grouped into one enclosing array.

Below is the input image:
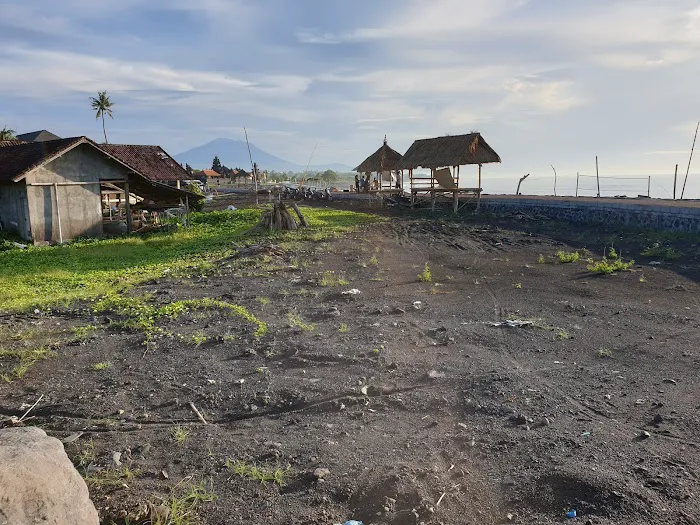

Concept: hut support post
[[674, 164, 678, 199], [124, 181, 132, 234], [647, 176, 651, 198], [453, 190, 458, 213], [54, 183, 63, 244], [477, 164, 482, 210]]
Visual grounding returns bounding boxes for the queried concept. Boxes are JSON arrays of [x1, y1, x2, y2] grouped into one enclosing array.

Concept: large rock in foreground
[[0, 426, 99, 525]]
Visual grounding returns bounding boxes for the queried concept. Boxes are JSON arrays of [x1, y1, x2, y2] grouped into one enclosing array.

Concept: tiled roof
[[99, 144, 189, 182], [16, 130, 62, 142], [0, 137, 84, 182], [201, 169, 221, 177]]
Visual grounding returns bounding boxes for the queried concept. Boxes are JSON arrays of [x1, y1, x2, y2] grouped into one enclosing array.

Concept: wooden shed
[[396, 133, 501, 210]]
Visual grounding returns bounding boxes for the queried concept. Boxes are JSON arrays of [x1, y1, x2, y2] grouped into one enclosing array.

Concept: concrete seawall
[[479, 195, 700, 233]]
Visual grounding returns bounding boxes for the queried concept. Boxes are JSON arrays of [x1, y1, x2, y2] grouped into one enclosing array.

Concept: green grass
[[0, 346, 56, 382], [153, 480, 216, 525], [225, 459, 289, 486], [91, 361, 111, 371], [597, 348, 613, 358], [84, 466, 140, 489], [318, 270, 349, 287], [338, 323, 349, 333], [0, 208, 379, 312], [514, 282, 522, 289], [537, 254, 545, 264], [607, 246, 618, 260], [587, 258, 635, 275], [556, 251, 580, 263], [94, 296, 267, 344], [418, 263, 432, 282], [256, 296, 271, 306], [287, 311, 315, 332], [641, 242, 681, 260], [171, 425, 190, 446]]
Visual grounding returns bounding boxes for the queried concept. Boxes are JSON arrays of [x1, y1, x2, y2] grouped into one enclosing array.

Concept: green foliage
[[84, 466, 140, 489], [183, 182, 205, 212], [556, 251, 580, 263], [597, 348, 613, 358], [0, 126, 16, 140], [514, 282, 522, 289], [418, 263, 432, 282], [92, 362, 111, 371], [171, 425, 190, 446], [338, 323, 349, 333], [72, 325, 96, 340], [0, 346, 55, 383], [318, 270, 349, 287], [256, 296, 271, 306], [225, 459, 289, 486], [155, 480, 216, 525], [0, 208, 378, 312], [537, 254, 545, 264], [587, 258, 635, 275], [641, 242, 681, 260], [607, 246, 618, 260], [93, 296, 267, 344], [287, 311, 315, 332]]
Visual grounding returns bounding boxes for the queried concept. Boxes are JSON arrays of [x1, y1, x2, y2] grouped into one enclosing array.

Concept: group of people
[[354, 173, 378, 193]]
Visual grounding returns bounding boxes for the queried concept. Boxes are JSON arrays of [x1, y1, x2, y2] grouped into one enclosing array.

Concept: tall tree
[[0, 127, 16, 140], [90, 91, 115, 144], [212, 156, 222, 173]]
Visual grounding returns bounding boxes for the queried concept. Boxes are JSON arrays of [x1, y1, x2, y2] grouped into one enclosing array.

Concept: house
[[0, 137, 197, 243], [201, 169, 221, 180], [99, 144, 189, 188], [15, 130, 62, 142]]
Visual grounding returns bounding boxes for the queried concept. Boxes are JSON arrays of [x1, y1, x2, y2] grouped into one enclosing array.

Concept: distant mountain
[[174, 138, 353, 173]]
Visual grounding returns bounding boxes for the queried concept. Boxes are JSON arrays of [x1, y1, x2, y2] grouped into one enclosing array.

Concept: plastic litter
[[342, 289, 361, 295], [227, 205, 237, 211], [566, 509, 577, 519], [343, 521, 363, 525]]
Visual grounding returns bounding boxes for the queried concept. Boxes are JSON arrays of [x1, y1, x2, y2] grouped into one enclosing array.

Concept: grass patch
[[256, 296, 271, 306], [84, 466, 140, 489], [537, 254, 545, 264], [0, 208, 380, 312], [94, 296, 267, 344], [641, 243, 681, 260], [339, 323, 349, 333], [152, 479, 216, 525], [318, 270, 349, 287], [0, 346, 56, 382], [597, 348, 613, 358], [556, 251, 580, 263], [171, 425, 190, 446], [225, 459, 289, 486], [587, 258, 635, 275], [418, 263, 432, 282], [92, 361, 111, 371], [514, 282, 522, 289], [287, 311, 315, 332]]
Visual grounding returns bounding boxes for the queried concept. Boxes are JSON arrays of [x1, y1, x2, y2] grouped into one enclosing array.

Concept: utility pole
[[244, 127, 258, 205]]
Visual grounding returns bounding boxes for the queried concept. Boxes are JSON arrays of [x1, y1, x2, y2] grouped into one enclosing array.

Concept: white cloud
[[500, 77, 584, 113]]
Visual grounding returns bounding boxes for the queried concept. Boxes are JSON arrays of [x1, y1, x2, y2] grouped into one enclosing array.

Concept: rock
[[0, 426, 99, 525], [637, 430, 652, 440], [112, 451, 122, 466], [313, 467, 330, 480]]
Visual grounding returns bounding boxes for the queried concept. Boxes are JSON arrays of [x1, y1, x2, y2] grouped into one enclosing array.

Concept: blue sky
[[2, 0, 700, 196]]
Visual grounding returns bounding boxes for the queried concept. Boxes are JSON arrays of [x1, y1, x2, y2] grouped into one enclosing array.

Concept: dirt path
[[1, 214, 699, 524]]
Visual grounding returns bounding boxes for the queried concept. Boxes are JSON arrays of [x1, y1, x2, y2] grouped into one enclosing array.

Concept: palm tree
[[90, 91, 114, 144], [0, 126, 16, 140]]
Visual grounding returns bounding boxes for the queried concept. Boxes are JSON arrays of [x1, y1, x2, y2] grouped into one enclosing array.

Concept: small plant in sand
[[607, 246, 618, 260], [152, 479, 216, 525], [641, 243, 681, 260], [597, 348, 613, 358], [171, 425, 190, 446], [339, 323, 349, 333], [92, 362, 111, 371], [556, 251, 580, 263], [256, 296, 271, 306], [537, 254, 545, 264], [287, 311, 315, 332], [225, 459, 289, 486], [318, 270, 349, 287], [514, 283, 522, 289], [587, 258, 635, 275], [418, 263, 432, 282]]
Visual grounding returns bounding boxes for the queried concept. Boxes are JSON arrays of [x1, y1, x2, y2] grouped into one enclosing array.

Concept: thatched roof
[[396, 133, 501, 170], [354, 137, 403, 173]]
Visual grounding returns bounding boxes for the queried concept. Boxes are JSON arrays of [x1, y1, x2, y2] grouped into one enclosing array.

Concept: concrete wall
[[0, 183, 30, 240], [25, 144, 131, 242], [479, 195, 700, 234]]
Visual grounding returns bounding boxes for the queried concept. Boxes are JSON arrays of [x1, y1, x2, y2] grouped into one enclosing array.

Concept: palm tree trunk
[[101, 113, 108, 144]]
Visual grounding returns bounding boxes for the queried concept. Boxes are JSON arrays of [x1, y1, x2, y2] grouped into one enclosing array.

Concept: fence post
[[673, 164, 678, 199], [595, 156, 600, 197], [647, 176, 651, 198], [576, 172, 579, 197]]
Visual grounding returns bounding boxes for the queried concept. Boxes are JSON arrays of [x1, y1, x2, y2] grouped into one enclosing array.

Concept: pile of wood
[[258, 202, 307, 231]]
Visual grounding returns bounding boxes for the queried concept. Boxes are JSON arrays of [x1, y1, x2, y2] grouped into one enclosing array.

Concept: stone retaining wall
[[479, 196, 700, 233]]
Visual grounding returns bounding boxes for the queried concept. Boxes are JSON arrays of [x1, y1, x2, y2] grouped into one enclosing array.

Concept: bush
[[641, 243, 681, 260], [184, 182, 205, 212], [587, 258, 635, 275], [556, 251, 580, 263]]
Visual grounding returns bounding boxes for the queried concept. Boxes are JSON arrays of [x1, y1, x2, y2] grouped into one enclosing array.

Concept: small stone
[[662, 378, 677, 385], [160, 470, 169, 479], [112, 451, 122, 467], [639, 431, 651, 440], [507, 513, 514, 521], [313, 468, 330, 480]]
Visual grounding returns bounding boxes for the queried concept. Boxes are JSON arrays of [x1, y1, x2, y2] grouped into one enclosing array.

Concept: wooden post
[[681, 121, 699, 200], [551, 165, 557, 196], [431, 189, 436, 213], [576, 172, 579, 197], [647, 176, 651, 198], [124, 181, 132, 234], [595, 156, 600, 197], [453, 190, 458, 213], [673, 164, 678, 199], [477, 164, 482, 210], [53, 183, 63, 244]]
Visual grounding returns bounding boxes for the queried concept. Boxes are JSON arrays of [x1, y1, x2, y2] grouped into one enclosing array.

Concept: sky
[[2, 0, 700, 197]]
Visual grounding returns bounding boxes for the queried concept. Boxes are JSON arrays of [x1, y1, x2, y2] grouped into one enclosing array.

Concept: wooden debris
[[259, 203, 298, 231], [188, 401, 208, 425], [290, 202, 308, 228]]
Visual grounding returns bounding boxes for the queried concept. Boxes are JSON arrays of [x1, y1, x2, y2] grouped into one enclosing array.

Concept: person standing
[[354, 173, 360, 193]]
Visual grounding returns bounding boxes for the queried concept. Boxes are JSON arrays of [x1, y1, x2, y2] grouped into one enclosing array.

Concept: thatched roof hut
[[396, 133, 500, 170], [354, 137, 403, 174]]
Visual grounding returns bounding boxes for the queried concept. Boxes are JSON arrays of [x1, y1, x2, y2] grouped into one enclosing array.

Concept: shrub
[[556, 251, 580, 263]]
